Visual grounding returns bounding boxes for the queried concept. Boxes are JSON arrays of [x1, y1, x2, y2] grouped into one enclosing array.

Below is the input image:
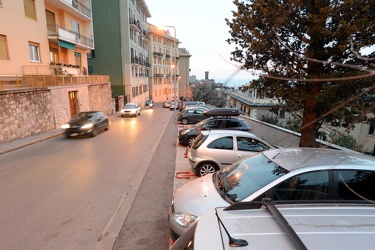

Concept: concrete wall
[[0, 82, 113, 143]]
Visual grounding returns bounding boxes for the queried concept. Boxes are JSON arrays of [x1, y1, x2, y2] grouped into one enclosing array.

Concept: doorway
[[69, 91, 78, 117]]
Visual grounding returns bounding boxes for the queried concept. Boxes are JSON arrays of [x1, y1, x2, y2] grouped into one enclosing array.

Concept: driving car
[[178, 115, 252, 147], [171, 199, 375, 249], [120, 102, 141, 117], [177, 107, 207, 124], [145, 99, 154, 108], [188, 130, 274, 176], [169, 147, 375, 240], [61, 111, 109, 137]]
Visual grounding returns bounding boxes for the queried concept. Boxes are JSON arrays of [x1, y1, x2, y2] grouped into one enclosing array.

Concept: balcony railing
[[0, 74, 110, 91], [47, 25, 94, 49], [153, 52, 163, 57], [131, 57, 150, 67]]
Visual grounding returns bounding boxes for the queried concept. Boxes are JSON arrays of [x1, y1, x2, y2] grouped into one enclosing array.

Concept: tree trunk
[[299, 82, 319, 147]]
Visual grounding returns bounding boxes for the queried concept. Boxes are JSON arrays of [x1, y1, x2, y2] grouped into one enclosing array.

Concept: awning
[[58, 40, 76, 50]]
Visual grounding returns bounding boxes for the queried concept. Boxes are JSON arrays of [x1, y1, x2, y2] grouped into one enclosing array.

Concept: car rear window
[[192, 133, 207, 149], [336, 170, 375, 200]]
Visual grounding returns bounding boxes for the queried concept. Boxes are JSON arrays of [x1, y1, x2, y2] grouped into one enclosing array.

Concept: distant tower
[[205, 71, 209, 80]]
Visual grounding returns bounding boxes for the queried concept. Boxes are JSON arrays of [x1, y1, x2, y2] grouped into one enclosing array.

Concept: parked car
[[120, 103, 141, 117], [171, 200, 375, 249], [178, 115, 251, 147], [177, 107, 207, 124], [169, 100, 181, 111], [189, 130, 274, 176], [163, 100, 171, 108], [61, 111, 109, 137], [169, 147, 375, 240], [180, 101, 205, 110]]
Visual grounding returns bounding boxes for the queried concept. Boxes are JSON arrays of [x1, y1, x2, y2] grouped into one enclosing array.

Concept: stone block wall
[[0, 82, 113, 143], [0, 89, 55, 142]]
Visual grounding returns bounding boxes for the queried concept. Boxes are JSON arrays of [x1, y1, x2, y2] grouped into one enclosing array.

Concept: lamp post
[[163, 25, 177, 117]]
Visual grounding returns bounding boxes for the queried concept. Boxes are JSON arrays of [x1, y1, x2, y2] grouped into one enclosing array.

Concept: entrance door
[[69, 91, 78, 117]]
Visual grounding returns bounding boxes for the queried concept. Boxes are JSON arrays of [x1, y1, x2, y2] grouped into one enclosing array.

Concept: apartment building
[[89, 0, 151, 106], [0, 0, 94, 79], [178, 47, 192, 100], [147, 23, 180, 103]]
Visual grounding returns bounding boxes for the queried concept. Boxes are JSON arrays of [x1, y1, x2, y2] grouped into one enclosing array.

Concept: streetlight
[[162, 25, 177, 117]]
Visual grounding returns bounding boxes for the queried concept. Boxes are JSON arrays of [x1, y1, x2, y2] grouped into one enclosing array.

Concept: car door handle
[[237, 155, 243, 158]]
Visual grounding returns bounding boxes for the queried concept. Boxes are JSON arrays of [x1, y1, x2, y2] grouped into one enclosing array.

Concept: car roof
[[194, 202, 375, 250], [201, 130, 255, 137], [262, 147, 375, 171]]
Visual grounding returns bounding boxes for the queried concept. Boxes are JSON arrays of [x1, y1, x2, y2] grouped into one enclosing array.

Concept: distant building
[[147, 24, 180, 102], [178, 48, 192, 100], [89, 0, 151, 105]]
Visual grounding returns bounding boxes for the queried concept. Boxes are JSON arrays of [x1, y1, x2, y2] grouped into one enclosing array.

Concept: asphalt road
[[0, 104, 177, 250]]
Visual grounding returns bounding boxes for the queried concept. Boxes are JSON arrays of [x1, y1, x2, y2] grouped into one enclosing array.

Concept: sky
[[145, 0, 257, 87]]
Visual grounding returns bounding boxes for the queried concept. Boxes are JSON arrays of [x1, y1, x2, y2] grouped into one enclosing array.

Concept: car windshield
[[71, 112, 94, 121], [125, 104, 136, 109], [219, 153, 288, 202]]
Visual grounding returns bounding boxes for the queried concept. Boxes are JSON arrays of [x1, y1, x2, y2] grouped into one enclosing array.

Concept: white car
[[171, 200, 375, 249], [120, 103, 141, 117], [169, 147, 375, 241], [188, 130, 275, 176]]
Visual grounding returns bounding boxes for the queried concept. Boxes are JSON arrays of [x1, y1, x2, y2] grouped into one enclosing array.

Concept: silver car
[[171, 200, 375, 249], [188, 130, 274, 176], [169, 147, 375, 241]]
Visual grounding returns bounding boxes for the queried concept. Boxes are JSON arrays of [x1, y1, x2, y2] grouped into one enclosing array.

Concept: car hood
[[69, 119, 92, 125], [173, 174, 229, 217]]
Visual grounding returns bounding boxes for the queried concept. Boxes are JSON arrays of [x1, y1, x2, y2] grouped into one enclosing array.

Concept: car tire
[[182, 118, 188, 125], [187, 136, 196, 147], [92, 128, 98, 137], [105, 122, 109, 131], [198, 162, 218, 176]]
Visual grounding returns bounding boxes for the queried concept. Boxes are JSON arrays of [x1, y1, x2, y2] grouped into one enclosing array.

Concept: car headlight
[[172, 212, 198, 228], [181, 130, 190, 135], [81, 123, 93, 129], [61, 124, 70, 129]]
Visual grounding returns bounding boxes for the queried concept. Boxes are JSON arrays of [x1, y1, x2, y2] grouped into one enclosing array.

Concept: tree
[[189, 83, 226, 106], [226, 0, 375, 147]]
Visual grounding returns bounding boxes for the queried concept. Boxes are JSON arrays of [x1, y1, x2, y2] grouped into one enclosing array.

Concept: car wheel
[[198, 163, 218, 176], [182, 118, 188, 125], [105, 122, 109, 131], [187, 136, 196, 147], [91, 128, 98, 137]]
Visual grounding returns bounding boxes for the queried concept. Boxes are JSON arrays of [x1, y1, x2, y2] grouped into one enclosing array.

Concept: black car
[[178, 116, 252, 146], [61, 111, 109, 138]]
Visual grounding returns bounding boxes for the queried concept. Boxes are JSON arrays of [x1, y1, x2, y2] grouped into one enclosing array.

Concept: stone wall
[[0, 89, 55, 142], [0, 82, 114, 143]]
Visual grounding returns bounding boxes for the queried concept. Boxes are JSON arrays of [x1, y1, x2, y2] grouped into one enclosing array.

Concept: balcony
[[47, 25, 94, 49], [131, 57, 150, 68], [154, 74, 164, 78], [153, 52, 163, 57], [45, 0, 92, 20], [129, 18, 141, 32]]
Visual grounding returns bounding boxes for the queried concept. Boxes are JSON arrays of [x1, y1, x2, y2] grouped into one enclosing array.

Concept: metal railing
[[0, 75, 110, 91]]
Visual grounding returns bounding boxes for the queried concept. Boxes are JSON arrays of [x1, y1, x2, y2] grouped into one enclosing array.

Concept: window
[[29, 42, 40, 62], [24, 0, 36, 19], [0, 35, 9, 60], [74, 52, 81, 67], [207, 137, 233, 150], [336, 170, 375, 200], [236, 137, 269, 152], [226, 120, 239, 128], [270, 171, 329, 200]]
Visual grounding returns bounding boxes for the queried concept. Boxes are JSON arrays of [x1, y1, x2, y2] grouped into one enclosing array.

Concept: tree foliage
[[226, 0, 375, 147]]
